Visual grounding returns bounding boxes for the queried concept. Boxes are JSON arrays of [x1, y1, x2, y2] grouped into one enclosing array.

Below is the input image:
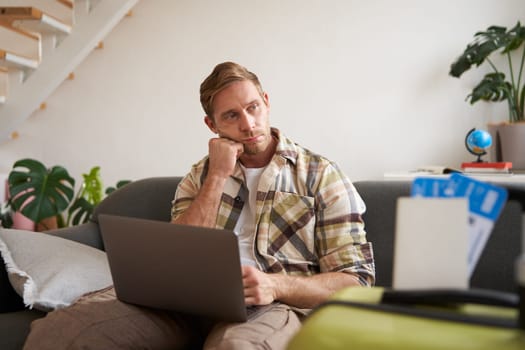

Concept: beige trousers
[[23, 286, 304, 350]]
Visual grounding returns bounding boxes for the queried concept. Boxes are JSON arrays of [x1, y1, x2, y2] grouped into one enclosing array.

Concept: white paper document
[[393, 197, 469, 289]]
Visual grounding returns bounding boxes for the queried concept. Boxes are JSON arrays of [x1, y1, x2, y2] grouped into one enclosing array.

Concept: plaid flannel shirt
[[171, 128, 375, 286]]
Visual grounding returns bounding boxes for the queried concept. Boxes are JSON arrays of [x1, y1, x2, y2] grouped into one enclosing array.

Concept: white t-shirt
[[234, 165, 265, 267]]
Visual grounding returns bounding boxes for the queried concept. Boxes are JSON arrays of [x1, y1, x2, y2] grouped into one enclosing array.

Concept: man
[[24, 62, 374, 350], [171, 62, 375, 347]]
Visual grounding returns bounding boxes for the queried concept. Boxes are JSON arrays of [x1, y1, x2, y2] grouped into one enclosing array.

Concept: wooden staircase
[[0, 0, 138, 143]]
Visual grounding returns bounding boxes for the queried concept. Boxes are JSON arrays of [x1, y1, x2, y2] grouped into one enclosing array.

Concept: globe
[[465, 128, 492, 162]]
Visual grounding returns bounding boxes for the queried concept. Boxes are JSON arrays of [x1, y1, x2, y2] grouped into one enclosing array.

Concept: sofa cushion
[[0, 228, 112, 311]]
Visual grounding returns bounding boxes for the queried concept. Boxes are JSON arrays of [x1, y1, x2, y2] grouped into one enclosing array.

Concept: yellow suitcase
[[287, 287, 524, 350]]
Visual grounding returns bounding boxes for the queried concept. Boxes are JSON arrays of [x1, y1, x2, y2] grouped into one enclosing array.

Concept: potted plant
[[449, 21, 525, 168], [5, 158, 130, 231]]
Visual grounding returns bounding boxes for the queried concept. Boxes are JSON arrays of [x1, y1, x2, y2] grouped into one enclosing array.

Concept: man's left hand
[[242, 265, 277, 306]]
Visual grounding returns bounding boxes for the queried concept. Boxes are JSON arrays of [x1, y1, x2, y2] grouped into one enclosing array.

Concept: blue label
[[447, 173, 507, 221], [411, 177, 452, 197]]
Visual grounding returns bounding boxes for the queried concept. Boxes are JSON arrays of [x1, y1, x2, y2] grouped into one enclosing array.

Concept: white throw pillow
[[0, 228, 113, 311]]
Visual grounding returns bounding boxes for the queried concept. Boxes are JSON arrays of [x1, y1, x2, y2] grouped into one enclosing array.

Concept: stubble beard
[[243, 132, 272, 155], [243, 143, 259, 155]]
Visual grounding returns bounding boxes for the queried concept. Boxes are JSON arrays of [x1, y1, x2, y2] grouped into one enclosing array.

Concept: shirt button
[[235, 196, 242, 202]]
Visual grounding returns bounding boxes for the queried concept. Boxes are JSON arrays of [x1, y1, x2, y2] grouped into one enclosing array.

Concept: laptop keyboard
[[246, 304, 274, 320]]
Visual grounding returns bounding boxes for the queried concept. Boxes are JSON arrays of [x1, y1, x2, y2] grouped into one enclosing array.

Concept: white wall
[[0, 0, 523, 189]]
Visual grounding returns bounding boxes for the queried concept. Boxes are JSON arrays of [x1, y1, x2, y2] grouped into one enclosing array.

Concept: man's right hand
[[172, 137, 242, 227], [208, 137, 244, 178]]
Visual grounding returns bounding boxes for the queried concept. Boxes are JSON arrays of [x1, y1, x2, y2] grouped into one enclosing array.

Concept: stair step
[[58, 0, 74, 9], [0, 22, 41, 64], [0, 49, 39, 70], [0, 7, 72, 35]]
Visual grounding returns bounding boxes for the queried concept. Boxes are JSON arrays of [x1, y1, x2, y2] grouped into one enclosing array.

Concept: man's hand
[[208, 137, 244, 179], [171, 137, 243, 228], [242, 265, 277, 306]]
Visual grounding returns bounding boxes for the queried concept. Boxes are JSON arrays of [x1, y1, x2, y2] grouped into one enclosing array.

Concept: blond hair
[[200, 62, 264, 118]]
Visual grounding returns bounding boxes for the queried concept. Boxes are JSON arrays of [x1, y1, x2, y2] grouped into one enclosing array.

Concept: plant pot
[[487, 122, 525, 170], [12, 212, 35, 231], [36, 216, 58, 231]]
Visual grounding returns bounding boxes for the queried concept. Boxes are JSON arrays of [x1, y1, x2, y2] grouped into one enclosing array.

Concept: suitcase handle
[[316, 288, 519, 329], [382, 288, 519, 308]]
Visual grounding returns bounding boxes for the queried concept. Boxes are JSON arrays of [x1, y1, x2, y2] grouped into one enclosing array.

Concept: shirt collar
[[272, 127, 298, 166]]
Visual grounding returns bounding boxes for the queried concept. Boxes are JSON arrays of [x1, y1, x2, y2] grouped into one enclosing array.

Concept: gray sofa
[[1, 177, 523, 349]]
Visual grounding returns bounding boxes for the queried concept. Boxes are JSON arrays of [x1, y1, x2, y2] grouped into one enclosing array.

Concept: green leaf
[[105, 180, 132, 195], [78, 166, 104, 205], [449, 22, 524, 77], [501, 22, 525, 53], [8, 159, 75, 223], [468, 72, 512, 104], [67, 197, 94, 226]]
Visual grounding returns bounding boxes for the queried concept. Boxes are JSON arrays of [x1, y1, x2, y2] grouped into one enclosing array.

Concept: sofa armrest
[[44, 222, 103, 250]]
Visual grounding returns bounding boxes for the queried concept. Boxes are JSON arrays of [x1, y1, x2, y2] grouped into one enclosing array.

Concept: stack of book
[[460, 162, 513, 174]]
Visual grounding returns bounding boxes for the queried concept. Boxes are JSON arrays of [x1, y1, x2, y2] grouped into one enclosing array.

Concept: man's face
[[205, 80, 272, 155]]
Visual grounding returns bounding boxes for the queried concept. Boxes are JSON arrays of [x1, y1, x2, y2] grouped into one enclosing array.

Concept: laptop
[[98, 213, 263, 322]]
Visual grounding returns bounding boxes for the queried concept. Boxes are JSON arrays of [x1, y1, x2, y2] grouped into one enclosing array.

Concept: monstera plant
[[450, 21, 524, 122], [6, 158, 130, 230], [8, 159, 75, 230]]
